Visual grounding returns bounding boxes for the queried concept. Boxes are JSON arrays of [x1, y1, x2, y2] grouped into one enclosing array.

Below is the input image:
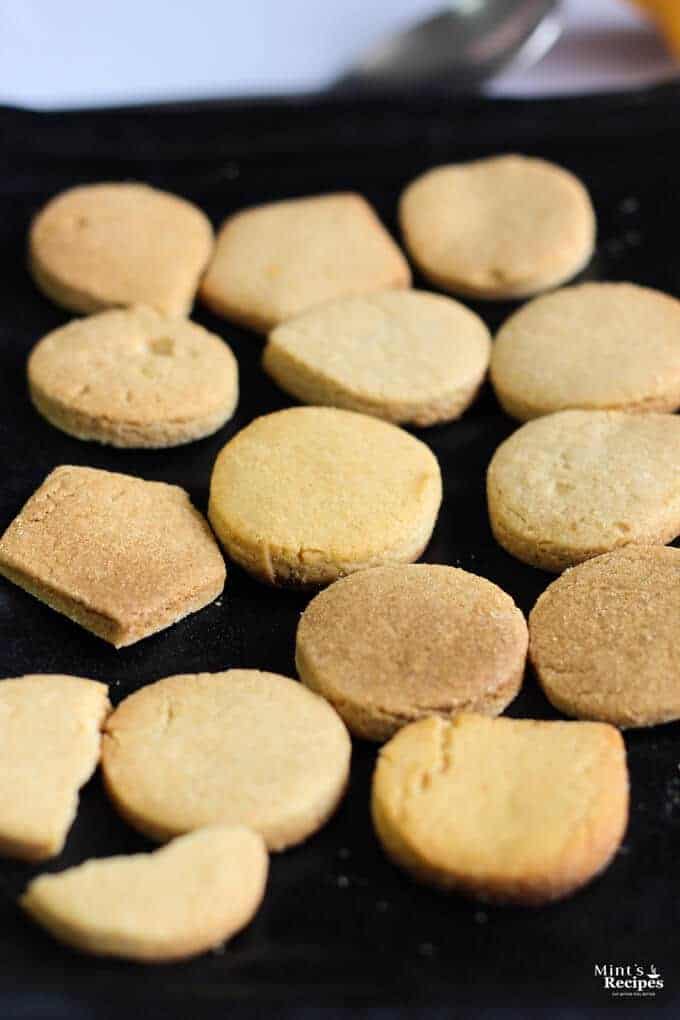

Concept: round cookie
[[199, 192, 411, 333], [21, 826, 268, 962], [29, 182, 213, 317], [296, 564, 527, 741], [399, 155, 595, 300], [491, 283, 680, 421], [101, 670, 351, 851], [486, 409, 680, 572], [530, 546, 680, 728], [28, 306, 239, 448], [263, 290, 491, 427], [372, 713, 628, 905], [208, 406, 442, 587]]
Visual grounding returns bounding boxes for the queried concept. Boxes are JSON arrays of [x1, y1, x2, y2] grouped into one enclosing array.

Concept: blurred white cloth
[[0, 0, 676, 109]]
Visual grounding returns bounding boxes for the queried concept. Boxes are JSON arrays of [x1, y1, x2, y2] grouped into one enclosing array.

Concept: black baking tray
[[1, 83, 680, 1017]]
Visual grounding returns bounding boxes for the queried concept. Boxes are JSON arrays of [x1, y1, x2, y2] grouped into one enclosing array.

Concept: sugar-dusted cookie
[[200, 193, 411, 333], [208, 406, 442, 586], [28, 306, 238, 448], [263, 290, 491, 426], [399, 155, 595, 300], [486, 410, 680, 572], [21, 825, 267, 962], [29, 182, 213, 316], [0, 675, 110, 860], [296, 565, 527, 741], [0, 466, 225, 647], [530, 546, 680, 728], [372, 714, 628, 904], [490, 283, 680, 421], [101, 670, 351, 850]]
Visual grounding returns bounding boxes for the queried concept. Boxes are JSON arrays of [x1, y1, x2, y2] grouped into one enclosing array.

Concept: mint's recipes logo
[[595, 963, 664, 998]]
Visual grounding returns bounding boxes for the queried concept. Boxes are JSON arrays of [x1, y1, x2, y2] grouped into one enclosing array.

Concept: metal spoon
[[335, 0, 562, 93]]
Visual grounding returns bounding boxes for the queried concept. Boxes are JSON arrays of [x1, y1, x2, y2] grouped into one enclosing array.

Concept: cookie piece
[[491, 283, 680, 421], [372, 714, 628, 904], [263, 290, 491, 426], [21, 825, 267, 962], [399, 155, 595, 300], [486, 410, 680, 572], [101, 670, 351, 850], [296, 564, 527, 741], [29, 182, 213, 316], [200, 193, 411, 333], [208, 406, 442, 586], [0, 675, 110, 860], [530, 546, 680, 727], [0, 466, 225, 647]]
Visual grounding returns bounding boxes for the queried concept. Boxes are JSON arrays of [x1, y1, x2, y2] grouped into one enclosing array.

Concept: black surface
[[1, 85, 679, 1016]]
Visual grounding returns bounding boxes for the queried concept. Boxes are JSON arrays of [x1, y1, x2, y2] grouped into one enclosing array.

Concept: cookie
[[399, 155, 595, 300], [21, 825, 267, 962], [0, 466, 225, 647], [29, 182, 213, 316], [491, 283, 680, 421], [208, 406, 442, 586], [28, 306, 239, 448], [486, 410, 680, 572], [200, 193, 411, 333], [530, 546, 680, 728], [296, 564, 527, 741], [372, 714, 628, 905], [101, 669, 351, 850], [0, 675, 110, 860], [263, 290, 491, 427]]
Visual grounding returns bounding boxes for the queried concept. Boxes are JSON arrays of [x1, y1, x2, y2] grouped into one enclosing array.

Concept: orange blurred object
[[631, 0, 680, 55]]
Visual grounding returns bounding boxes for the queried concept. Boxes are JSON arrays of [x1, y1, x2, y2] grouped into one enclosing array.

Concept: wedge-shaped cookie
[[29, 182, 214, 317], [200, 193, 411, 333], [372, 714, 628, 905], [0, 466, 225, 647], [21, 825, 267, 962], [0, 675, 110, 860], [487, 410, 680, 572]]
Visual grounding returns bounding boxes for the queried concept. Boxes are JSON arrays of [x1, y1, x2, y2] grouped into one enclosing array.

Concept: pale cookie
[[101, 670, 351, 850], [399, 155, 595, 300], [263, 290, 491, 427], [296, 564, 527, 741], [486, 410, 680, 572], [21, 825, 267, 963], [0, 675, 110, 861], [28, 306, 239, 448], [0, 466, 225, 647], [491, 283, 680, 421], [200, 193, 411, 333], [372, 713, 628, 905], [29, 182, 213, 316], [208, 406, 442, 586], [530, 546, 680, 728]]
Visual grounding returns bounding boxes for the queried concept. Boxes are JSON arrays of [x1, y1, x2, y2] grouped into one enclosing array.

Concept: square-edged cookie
[[0, 466, 225, 647]]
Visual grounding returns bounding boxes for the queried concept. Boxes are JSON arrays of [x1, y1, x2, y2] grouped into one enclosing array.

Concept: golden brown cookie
[[490, 283, 680, 421], [29, 182, 214, 316], [21, 825, 268, 962], [0, 675, 110, 860], [530, 546, 680, 727], [0, 466, 225, 647], [101, 670, 351, 850], [487, 410, 680, 572], [208, 406, 442, 586], [296, 564, 527, 741], [399, 155, 595, 300], [28, 306, 238, 448], [200, 193, 411, 333], [263, 290, 491, 426], [372, 714, 628, 904]]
